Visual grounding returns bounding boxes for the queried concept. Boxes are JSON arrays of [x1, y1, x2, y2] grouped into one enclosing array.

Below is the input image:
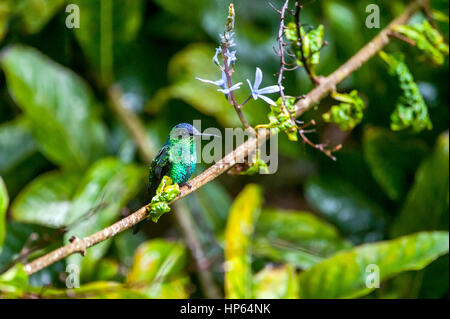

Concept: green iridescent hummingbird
[[134, 123, 217, 233]]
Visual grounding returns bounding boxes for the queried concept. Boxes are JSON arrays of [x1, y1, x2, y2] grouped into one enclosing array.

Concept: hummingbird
[[134, 123, 217, 233]]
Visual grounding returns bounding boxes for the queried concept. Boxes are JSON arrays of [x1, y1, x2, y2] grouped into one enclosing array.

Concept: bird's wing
[[148, 144, 172, 196]]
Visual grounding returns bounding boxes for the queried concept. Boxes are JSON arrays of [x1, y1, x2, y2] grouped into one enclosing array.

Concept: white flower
[[225, 49, 237, 66], [195, 71, 242, 96], [213, 47, 222, 66], [246, 67, 282, 106]]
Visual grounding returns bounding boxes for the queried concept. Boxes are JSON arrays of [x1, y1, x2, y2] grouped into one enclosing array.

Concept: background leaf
[[0, 117, 37, 174], [298, 231, 449, 299], [126, 239, 189, 299], [72, 0, 145, 84], [11, 171, 81, 228], [304, 174, 386, 243], [0, 45, 108, 169], [252, 264, 299, 299], [253, 208, 351, 269], [392, 133, 449, 236], [363, 126, 427, 201], [0, 177, 8, 250], [65, 158, 145, 280], [224, 184, 262, 299], [0, 263, 28, 298]]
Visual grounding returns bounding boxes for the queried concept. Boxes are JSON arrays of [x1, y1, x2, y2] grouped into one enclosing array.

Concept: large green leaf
[[194, 180, 231, 232], [363, 126, 427, 201], [324, 1, 362, 56], [0, 45, 107, 169], [0, 222, 45, 270], [0, 177, 8, 251], [0, 117, 37, 174], [126, 239, 189, 299], [184, 180, 232, 271], [0, 263, 28, 298], [253, 209, 351, 269], [72, 0, 145, 84], [225, 184, 263, 299], [298, 231, 449, 298], [65, 158, 145, 280], [253, 264, 299, 299], [11, 171, 81, 228], [304, 175, 386, 243], [0, 0, 65, 41], [113, 230, 146, 268], [392, 133, 449, 236], [14, 0, 65, 34], [0, 1, 12, 42], [42, 281, 149, 299]]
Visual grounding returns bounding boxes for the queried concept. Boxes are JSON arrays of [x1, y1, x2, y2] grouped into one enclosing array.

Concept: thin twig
[[23, 0, 426, 277], [294, 1, 321, 85], [274, 0, 338, 159], [389, 30, 417, 46], [221, 43, 253, 132]]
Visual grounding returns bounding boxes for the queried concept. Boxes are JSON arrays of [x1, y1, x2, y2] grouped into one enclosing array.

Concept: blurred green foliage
[[0, 0, 448, 299]]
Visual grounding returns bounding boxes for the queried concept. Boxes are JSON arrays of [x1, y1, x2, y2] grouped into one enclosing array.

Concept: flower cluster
[[195, 5, 282, 108]]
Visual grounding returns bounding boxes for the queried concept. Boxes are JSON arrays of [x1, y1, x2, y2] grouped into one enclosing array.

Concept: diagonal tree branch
[[23, 0, 427, 277]]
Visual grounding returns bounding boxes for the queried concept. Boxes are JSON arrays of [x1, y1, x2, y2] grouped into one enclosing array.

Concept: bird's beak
[[199, 133, 221, 138]]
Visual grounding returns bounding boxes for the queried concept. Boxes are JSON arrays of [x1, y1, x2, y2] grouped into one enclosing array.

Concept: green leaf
[[256, 96, 298, 142], [16, 0, 65, 34], [0, 222, 47, 270], [0, 177, 8, 251], [323, 1, 362, 55], [0, 1, 12, 42], [65, 158, 145, 280], [0, 0, 65, 41], [67, 281, 149, 299], [322, 90, 366, 131], [392, 133, 449, 236], [148, 176, 180, 223], [194, 180, 231, 232], [392, 20, 449, 65], [253, 264, 299, 299], [113, 230, 146, 268], [285, 23, 325, 72], [72, 0, 145, 84], [298, 231, 449, 298], [11, 171, 81, 228], [253, 208, 351, 269], [379, 51, 432, 133], [225, 184, 263, 299], [39, 281, 149, 299], [0, 45, 108, 169], [126, 239, 189, 299], [304, 175, 386, 243], [0, 117, 37, 174], [363, 126, 428, 201], [0, 263, 28, 298], [94, 258, 120, 282]]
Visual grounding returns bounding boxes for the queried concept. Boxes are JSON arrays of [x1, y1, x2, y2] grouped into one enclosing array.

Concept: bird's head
[[169, 123, 219, 142]]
